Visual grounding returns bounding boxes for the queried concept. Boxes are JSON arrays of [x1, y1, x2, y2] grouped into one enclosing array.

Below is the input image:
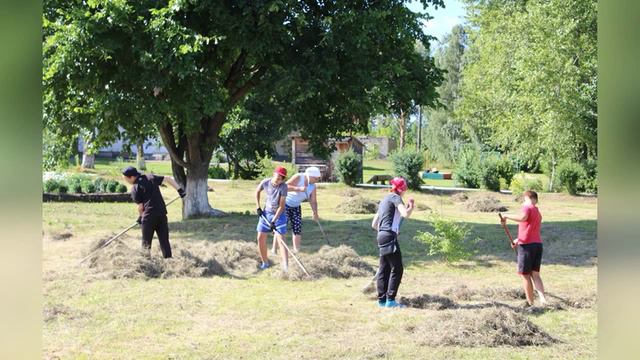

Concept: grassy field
[[364, 159, 457, 187], [67, 158, 550, 192], [65, 158, 176, 178], [43, 179, 596, 359]]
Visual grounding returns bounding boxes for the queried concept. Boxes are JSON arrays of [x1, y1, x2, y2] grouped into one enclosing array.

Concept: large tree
[[44, 0, 444, 218], [423, 24, 467, 164], [457, 0, 597, 185]]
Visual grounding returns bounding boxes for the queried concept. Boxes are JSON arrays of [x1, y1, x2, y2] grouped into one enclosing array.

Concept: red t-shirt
[[517, 204, 542, 244]]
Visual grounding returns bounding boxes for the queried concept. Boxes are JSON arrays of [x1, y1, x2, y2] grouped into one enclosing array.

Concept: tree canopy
[[43, 0, 444, 217], [457, 0, 597, 175]]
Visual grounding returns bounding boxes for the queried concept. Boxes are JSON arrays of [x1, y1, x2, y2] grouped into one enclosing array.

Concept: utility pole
[[416, 105, 422, 152]]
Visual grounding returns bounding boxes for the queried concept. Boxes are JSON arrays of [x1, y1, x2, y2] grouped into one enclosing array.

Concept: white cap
[[305, 166, 321, 178]]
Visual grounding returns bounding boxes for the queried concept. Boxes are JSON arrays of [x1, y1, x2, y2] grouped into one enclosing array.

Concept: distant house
[[288, 133, 364, 182], [357, 136, 397, 159], [77, 132, 170, 160]]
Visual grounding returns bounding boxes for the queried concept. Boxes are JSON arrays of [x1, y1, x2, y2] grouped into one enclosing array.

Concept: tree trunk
[[399, 110, 406, 150], [81, 130, 96, 169], [416, 105, 422, 152], [136, 140, 146, 170], [548, 155, 557, 192], [81, 152, 95, 169], [161, 123, 225, 219], [233, 158, 241, 180], [182, 160, 225, 218]]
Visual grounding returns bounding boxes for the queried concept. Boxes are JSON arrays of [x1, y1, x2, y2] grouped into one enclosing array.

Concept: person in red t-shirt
[[501, 190, 547, 307]]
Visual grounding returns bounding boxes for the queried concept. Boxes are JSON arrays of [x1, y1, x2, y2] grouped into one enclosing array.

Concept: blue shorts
[[256, 212, 287, 234]]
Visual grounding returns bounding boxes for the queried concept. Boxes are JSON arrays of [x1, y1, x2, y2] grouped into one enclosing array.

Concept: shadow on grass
[[168, 211, 596, 268]]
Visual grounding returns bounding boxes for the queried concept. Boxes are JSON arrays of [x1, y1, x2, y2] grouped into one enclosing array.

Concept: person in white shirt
[[271, 166, 321, 254]]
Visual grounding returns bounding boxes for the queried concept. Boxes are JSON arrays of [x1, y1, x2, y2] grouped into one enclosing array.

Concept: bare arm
[[286, 174, 306, 192], [137, 203, 144, 217], [161, 176, 181, 190], [255, 185, 263, 209], [397, 202, 414, 218], [371, 213, 379, 231], [273, 194, 286, 222], [503, 210, 528, 223]]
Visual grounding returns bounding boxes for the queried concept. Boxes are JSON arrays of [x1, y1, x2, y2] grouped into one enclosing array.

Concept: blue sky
[[408, 0, 467, 45]]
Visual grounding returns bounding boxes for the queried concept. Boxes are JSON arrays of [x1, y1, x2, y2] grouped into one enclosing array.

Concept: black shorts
[[516, 243, 543, 275], [286, 205, 302, 235]]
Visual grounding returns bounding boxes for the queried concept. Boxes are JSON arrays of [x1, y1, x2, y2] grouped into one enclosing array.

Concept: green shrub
[[57, 184, 69, 194], [94, 177, 107, 192], [43, 179, 61, 193], [510, 173, 544, 194], [116, 184, 128, 193], [389, 149, 424, 190], [496, 156, 516, 187], [81, 180, 97, 193], [556, 160, 585, 195], [254, 152, 297, 180], [208, 165, 228, 179], [454, 146, 482, 189], [364, 143, 381, 160], [106, 180, 119, 193], [67, 177, 83, 193], [578, 158, 597, 194], [256, 152, 276, 179], [334, 149, 362, 187], [414, 215, 477, 262], [481, 156, 501, 192]]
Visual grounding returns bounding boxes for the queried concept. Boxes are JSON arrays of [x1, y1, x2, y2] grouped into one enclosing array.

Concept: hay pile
[[415, 203, 431, 211], [548, 293, 597, 309], [400, 294, 457, 310], [335, 196, 378, 214], [43, 304, 87, 322], [464, 195, 508, 212], [85, 238, 260, 279], [339, 188, 360, 197], [442, 284, 596, 310], [420, 307, 556, 347], [479, 287, 527, 300], [47, 231, 74, 241], [443, 284, 475, 301], [275, 245, 374, 281], [452, 192, 469, 202]]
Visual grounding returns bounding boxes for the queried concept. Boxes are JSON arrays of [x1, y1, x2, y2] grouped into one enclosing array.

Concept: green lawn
[[364, 158, 454, 187], [64, 158, 548, 192], [64, 158, 176, 178], [43, 181, 597, 359]]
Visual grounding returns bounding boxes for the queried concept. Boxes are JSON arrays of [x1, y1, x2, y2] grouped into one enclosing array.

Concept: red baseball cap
[[274, 166, 287, 178], [390, 177, 408, 193]]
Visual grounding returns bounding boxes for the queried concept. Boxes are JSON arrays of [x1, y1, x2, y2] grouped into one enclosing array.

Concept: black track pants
[[141, 215, 172, 258], [377, 231, 404, 302]]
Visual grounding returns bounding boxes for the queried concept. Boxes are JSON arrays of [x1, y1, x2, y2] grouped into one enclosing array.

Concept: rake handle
[[260, 213, 311, 277], [78, 222, 138, 264], [315, 219, 330, 246], [78, 195, 182, 264], [498, 213, 516, 252]]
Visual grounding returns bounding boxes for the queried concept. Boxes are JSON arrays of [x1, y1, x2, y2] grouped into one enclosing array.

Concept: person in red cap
[[255, 166, 289, 271], [370, 176, 415, 308]]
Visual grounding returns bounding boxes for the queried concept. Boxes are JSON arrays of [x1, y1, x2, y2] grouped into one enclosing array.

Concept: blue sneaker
[[378, 299, 386, 308], [385, 300, 406, 308], [259, 262, 271, 270]]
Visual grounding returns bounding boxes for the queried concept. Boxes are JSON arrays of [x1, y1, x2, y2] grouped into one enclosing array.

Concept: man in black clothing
[[122, 166, 186, 258]]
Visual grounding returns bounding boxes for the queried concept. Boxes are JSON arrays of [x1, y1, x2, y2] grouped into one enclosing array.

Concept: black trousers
[[377, 231, 404, 302], [141, 214, 172, 258]]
